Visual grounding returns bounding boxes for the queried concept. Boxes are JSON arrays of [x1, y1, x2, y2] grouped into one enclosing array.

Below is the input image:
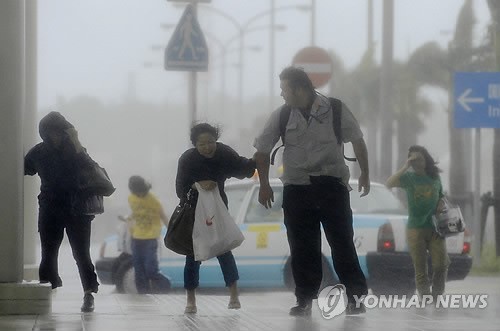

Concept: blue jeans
[[131, 239, 162, 294], [184, 251, 239, 290]]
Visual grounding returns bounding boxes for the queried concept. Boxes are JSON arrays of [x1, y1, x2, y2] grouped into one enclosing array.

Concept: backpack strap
[[270, 105, 291, 165], [270, 98, 356, 166], [329, 97, 342, 146], [330, 98, 357, 162]]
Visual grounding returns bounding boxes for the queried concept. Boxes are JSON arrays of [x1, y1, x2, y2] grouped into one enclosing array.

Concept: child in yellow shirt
[[127, 176, 169, 294]]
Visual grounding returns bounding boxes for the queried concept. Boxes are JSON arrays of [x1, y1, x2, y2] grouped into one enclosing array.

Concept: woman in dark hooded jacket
[[24, 111, 100, 313]]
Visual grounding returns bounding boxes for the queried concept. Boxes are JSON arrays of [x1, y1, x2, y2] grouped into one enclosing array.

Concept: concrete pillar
[[24, 0, 40, 281], [0, 0, 25, 283], [379, 0, 394, 180], [0, 0, 50, 314]]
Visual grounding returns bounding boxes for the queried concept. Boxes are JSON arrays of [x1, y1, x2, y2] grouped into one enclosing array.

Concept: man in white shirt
[[254, 66, 370, 316]]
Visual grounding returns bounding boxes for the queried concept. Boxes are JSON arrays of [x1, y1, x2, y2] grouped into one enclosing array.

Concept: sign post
[[292, 46, 332, 89], [165, 3, 208, 71], [454, 72, 500, 265], [165, 1, 210, 135]]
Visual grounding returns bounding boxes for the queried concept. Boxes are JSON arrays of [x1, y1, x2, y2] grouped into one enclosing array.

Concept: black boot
[[289, 298, 312, 316], [81, 293, 95, 313]]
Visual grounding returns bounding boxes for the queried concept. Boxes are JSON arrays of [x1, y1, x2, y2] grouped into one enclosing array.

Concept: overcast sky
[[35, 0, 497, 229], [38, 0, 492, 109]]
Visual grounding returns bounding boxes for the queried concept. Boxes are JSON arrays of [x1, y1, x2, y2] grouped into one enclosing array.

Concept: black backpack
[[270, 97, 356, 165]]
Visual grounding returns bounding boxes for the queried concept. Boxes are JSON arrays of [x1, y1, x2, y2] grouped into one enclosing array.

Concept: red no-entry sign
[[292, 46, 332, 88]]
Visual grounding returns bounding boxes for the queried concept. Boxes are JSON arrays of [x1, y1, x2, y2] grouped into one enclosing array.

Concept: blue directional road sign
[[454, 72, 500, 128], [165, 4, 208, 71]]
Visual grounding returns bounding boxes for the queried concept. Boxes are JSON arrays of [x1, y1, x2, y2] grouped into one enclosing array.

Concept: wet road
[[1, 243, 498, 330]]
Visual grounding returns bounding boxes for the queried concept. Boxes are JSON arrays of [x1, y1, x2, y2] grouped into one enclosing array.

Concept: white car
[[96, 178, 472, 294]]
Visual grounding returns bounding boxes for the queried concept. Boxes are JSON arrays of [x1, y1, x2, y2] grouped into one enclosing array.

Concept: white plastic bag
[[433, 197, 466, 237], [192, 183, 245, 261]]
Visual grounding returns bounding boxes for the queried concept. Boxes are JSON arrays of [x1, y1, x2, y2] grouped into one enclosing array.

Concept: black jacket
[[24, 112, 96, 208], [175, 142, 256, 207]]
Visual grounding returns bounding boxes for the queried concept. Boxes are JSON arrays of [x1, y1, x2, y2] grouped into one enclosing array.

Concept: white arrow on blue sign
[[454, 72, 500, 128], [165, 4, 208, 71]]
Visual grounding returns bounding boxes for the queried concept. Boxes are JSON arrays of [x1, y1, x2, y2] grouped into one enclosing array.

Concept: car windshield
[[244, 183, 406, 224], [244, 188, 284, 224]]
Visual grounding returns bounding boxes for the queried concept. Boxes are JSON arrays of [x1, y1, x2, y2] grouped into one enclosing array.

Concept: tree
[[397, 1, 481, 225], [339, 46, 434, 182], [447, 0, 476, 207], [392, 60, 433, 169], [347, 46, 381, 179], [407, 0, 497, 254]]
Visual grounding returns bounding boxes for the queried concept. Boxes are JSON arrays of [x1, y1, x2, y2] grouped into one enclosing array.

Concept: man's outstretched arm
[[254, 152, 274, 209], [352, 137, 370, 197]]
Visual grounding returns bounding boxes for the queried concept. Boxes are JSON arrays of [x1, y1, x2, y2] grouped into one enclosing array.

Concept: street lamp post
[[155, 23, 274, 117], [270, 0, 275, 110], [173, 4, 245, 109], [167, 1, 204, 132], [239, 5, 310, 110], [203, 30, 262, 117], [194, 4, 311, 111], [220, 24, 285, 115], [379, 0, 394, 181], [310, 0, 316, 46]]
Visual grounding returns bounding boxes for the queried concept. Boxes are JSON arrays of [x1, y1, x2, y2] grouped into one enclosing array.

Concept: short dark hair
[[408, 145, 441, 179], [279, 66, 315, 94], [128, 176, 151, 195], [190, 123, 220, 146]]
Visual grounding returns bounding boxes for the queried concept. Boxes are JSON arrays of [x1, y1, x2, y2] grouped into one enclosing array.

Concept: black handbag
[[77, 162, 116, 197], [71, 158, 114, 216], [164, 193, 196, 256], [71, 193, 104, 216]]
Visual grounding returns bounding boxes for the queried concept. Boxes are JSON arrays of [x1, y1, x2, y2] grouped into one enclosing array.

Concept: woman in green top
[[386, 145, 449, 298]]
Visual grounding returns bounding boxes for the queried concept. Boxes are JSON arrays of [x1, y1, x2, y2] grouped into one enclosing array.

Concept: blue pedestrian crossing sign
[[454, 72, 500, 128], [165, 4, 208, 71]]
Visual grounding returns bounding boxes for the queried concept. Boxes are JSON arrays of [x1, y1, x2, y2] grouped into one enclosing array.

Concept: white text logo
[[317, 284, 348, 319], [351, 294, 488, 309]]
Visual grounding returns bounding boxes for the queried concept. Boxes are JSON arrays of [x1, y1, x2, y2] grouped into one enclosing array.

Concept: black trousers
[[282, 176, 368, 302], [38, 205, 99, 293]]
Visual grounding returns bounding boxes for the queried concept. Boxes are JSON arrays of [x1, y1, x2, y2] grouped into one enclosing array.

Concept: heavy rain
[[0, 0, 499, 330]]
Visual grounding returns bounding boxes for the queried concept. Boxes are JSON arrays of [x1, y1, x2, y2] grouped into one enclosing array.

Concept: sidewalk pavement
[[0, 278, 499, 331]]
